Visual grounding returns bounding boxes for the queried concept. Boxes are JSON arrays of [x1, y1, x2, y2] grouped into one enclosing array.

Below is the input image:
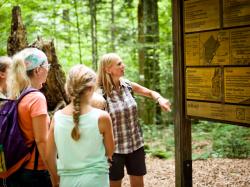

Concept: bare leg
[[110, 180, 122, 187], [129, 175, 144, 187]]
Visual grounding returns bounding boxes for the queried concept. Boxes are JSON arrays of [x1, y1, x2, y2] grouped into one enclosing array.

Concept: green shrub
[[211, 124, 250, 158]]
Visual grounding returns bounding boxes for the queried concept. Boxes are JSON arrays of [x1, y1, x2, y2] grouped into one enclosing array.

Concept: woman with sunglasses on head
[[3, 48, 53, 187]]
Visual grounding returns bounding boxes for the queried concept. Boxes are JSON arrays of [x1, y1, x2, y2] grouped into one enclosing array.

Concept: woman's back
[[54, 108, 108, 176]]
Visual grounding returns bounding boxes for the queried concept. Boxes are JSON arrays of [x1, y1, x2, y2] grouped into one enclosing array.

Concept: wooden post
[[172, 0, 192, 186]]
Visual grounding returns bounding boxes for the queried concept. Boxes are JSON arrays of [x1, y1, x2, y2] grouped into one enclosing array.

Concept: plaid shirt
[[105, 79, 144, 154]]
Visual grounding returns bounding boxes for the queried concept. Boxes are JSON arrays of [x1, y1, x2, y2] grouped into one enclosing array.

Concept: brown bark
[[111, 0, 115, 52], [7, 6, 69, 113], [7, 6, 28, 56], [30, 37, 70, 112], [89, 0, 98, 70], [138, 0, 161, 125]]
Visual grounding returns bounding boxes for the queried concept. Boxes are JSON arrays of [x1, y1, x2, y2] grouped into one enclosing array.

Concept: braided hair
[[65, 64, 96, 141]]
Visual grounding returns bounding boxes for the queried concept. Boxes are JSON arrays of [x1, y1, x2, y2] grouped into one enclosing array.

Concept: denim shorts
[[109, 147, 147, 180]]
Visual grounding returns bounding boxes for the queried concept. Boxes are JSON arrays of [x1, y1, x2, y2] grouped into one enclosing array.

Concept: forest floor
[[122, 156, 250, 187]]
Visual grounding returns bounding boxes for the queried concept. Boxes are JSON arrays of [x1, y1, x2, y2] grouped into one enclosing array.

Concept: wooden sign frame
[[172, 0, 250, 186]]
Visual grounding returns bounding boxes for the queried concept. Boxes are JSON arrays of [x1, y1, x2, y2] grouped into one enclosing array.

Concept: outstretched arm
[[131, 82, 171, 112]]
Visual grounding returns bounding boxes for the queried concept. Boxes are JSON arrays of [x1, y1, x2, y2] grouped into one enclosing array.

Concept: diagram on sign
[[185, 30, 229, 66], [201, 35, 220, 65]]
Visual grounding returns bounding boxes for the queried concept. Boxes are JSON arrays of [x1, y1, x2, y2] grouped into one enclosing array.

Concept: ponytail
[[8, 54, 30, 99]]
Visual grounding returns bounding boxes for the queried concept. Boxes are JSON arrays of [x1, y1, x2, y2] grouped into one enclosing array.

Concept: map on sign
[[186, 67, 222, 101], [184, 0, 250, 125], [185, 30, 229, 66], [201, 35, 220, 65]]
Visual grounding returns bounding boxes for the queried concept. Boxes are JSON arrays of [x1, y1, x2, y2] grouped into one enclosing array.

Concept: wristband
[[155, 96, 161, 104]]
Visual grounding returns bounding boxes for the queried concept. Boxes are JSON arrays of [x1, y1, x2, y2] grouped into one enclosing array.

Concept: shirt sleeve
[[28, 92, 48, 117]]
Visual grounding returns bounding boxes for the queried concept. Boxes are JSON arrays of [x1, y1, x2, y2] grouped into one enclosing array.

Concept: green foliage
[[192, 121, 250, 160], [142, 123, 175, 159], [0, 0, 173, 83], [142, 120, 250, 160], [0, 0, 174, 124], [211, 123, 250, 158]]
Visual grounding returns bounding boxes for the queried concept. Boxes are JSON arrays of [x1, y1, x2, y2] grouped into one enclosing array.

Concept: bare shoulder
[[98, 110, 112, 133], [98, 110, 111, 122]]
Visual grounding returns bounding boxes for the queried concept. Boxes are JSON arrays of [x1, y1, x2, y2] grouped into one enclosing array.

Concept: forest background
[[0, 0, 249, 160]]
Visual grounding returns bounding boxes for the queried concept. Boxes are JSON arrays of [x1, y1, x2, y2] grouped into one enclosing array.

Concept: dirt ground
[[122, 156, 250, 187]]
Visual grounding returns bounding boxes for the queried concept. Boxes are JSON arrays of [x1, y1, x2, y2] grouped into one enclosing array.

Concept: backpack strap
[[18, 87, 40, 170], [17, 88, 38, 104], [33, 146, 39, 170], [123, 79, 134, 97]]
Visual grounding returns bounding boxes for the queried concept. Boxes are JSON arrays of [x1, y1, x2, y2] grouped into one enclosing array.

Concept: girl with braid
[[46, 64, 114, 187]]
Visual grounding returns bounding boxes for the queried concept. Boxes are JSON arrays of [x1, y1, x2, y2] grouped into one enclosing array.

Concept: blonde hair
[[65, 64, 96, 141], [7, 48, 47, 99], [97, 53, 120, 97], [8, 52, 30, 99], [0, 56, 12, 72]]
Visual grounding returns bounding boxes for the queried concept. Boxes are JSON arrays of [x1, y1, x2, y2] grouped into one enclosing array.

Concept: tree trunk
[[7, 6, 28, 56], [111, 0, 115, 51], [138, 0, 145, 80], [30, 37, 70, 112], [7, 6, 69, 114], [73, 0, 83, 64], [89, 0, 98, 70], [53, 0, 57, 43], [63, 8, 71, 47], [138, 0, 161, 125], [137, 0, 147, 124]]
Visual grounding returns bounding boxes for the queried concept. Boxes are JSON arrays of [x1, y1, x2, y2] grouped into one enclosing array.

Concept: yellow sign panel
[[183, 0, 250, 125], [185, 31, 229, 65], [230, 27, 250, 65], [224, 67, 250, 104], [187, 101, 250, 124], [186, 68, 222, 101], [184, 0, 220, 32], [223, 0, 250, 28], [185, 27, 250, 66]]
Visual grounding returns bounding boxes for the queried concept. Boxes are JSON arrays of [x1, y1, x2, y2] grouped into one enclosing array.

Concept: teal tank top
[[53, 108, 109, 176]]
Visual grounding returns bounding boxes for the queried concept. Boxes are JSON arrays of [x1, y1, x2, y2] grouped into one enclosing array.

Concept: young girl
[[6, 48, 52, 186], [46, 64, 114, 187], [0, 56, 12, 98], [97, 53, 171, 187]]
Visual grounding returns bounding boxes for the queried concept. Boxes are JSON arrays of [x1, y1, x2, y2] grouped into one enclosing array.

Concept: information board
[[185, 27, 250, 66], [224, 67, 250, 104], [185, 31, 229, 66], [223, 0, 250, 28], [184, 0, 250, 125], [186, 68, 222, 101], [230, 27, 250, 65], [187, 101, 250, 124], [184, 0, 220, 32]]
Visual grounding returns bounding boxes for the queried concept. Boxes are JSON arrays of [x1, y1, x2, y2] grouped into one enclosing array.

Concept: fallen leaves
[[122, 156, 250, 187]]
